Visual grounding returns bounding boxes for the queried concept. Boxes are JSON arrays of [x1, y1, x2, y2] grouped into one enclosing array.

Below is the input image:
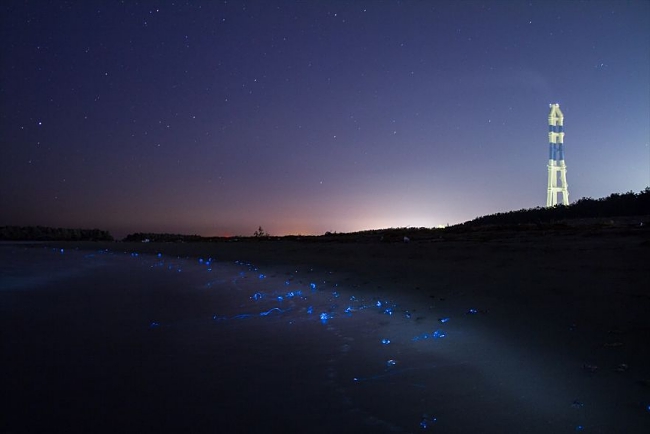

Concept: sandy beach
[[1, 225, 649, 433]]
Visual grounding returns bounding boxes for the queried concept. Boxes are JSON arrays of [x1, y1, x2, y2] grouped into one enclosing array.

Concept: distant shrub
[[253, 226, 269, 238]]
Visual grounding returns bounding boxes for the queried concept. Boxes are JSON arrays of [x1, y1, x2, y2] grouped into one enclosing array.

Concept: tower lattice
[[547, 103, 569, 206]]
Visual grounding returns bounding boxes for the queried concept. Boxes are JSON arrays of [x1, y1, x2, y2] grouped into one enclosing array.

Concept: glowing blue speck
[[386, 359, 396, 366], [376, 300, 382, 307], [60, 248, 64, 253], [310, 282, 317, 290], [259, 274, 266, 279], [438, 317, 450, 323], [260, 307, 283, 316], [307, 306, 313, 314], [157, 253, 162, 257], [320, 312, 330, 323], [381, 339, 391, 345], [420, 415, 437, 429], [432, 330, 446, 338], [467, 308, 478, 314]]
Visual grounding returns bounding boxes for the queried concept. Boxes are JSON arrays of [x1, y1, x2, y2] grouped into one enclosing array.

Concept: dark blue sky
[[1, 1, 648, 237]]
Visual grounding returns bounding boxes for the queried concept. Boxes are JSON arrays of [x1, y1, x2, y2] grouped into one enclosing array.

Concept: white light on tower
[[546, 103, 569, 206]]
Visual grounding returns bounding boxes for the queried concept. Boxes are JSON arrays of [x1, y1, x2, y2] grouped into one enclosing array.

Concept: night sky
[[1, 1, 649, 238]]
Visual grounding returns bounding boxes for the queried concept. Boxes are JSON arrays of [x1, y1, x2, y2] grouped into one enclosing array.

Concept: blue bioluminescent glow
[[412, 329, 447, 341], [35, 245, 623, 432], [259, 307, 285, 316], [420, 414, 437, 429]]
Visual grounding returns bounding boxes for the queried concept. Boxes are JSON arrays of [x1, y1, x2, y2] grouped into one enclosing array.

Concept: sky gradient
[[1, 1, 649, 238]]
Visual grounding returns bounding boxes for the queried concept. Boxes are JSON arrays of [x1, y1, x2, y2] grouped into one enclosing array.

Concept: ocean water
[[1, 243, 648, 433]]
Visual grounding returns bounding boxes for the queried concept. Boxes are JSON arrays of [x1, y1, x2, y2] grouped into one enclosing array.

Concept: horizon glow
[[1, 1, 648, 238]]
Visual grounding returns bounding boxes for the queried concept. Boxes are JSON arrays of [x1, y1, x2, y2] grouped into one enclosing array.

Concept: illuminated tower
[[546, 103, 569, 206]]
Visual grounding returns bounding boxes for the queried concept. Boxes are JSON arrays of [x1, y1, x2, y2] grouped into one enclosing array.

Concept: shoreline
[[4, 227, 650, 432], [35, 226, 650, 339]]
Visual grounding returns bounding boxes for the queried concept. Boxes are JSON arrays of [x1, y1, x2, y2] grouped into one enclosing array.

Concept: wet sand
[[1, 226, 649, 433]]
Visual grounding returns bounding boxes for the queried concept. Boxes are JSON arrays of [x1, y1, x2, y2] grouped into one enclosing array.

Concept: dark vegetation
[[122, 232, 206, 243], [121, 189, 650, 244], [462, 189, 650, 227], [0, 226, 113, 241], [3, 190, 648, 243]]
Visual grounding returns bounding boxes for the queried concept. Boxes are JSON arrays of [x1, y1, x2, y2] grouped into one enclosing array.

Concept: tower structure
[[546, 103, 569, 206]]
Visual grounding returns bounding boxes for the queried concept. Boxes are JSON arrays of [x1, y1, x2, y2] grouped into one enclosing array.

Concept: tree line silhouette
[[2, 190, 647, 242], [0, 226, 114, 241], [122, 232, 205, 243], [462, 188, 650, 227]]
